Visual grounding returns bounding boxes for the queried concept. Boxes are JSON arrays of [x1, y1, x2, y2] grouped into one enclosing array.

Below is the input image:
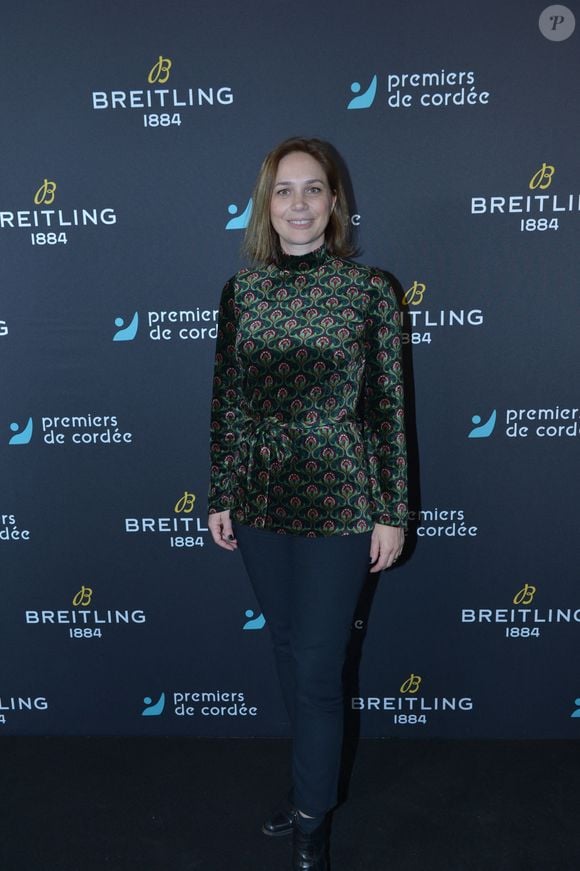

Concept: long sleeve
[[208, 278, 242, 513], [361, 272, 408, 527]]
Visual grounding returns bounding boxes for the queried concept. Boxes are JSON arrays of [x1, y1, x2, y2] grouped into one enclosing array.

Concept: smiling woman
[[269, 152, 336, 256], [243, 137, 354, 265], [207, 136, 407, 871]]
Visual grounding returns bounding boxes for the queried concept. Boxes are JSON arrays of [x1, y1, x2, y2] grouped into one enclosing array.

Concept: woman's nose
[[290, 191, 306, 209]]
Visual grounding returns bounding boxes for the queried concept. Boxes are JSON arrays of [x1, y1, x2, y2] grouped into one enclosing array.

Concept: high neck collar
[[277, 244, 328, 272]]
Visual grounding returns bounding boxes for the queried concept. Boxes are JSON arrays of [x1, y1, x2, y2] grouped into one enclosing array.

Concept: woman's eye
[[276, 188, 289, 196], [307, 187, 322, 194]]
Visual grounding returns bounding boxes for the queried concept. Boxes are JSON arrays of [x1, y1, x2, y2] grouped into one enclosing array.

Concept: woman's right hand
[[208, 510, 238, 551]]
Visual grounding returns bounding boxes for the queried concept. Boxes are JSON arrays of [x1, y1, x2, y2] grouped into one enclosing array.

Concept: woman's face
[[270, 151, 336, 256]]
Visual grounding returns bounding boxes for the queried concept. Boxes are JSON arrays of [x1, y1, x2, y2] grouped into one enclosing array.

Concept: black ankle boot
[[261, 799, 297, 837], [292, 816, 329, 870]]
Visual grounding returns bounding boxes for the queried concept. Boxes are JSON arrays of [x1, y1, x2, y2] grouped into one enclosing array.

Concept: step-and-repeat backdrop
[[2, 1, 579, 737]]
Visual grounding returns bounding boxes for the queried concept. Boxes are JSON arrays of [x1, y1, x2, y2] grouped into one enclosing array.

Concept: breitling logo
[[33, 179, 57, 205], [529, 163, 555, 190], [91, 57, 234, 112], [400, 673, 422, 694], [513, 584, 537, 606], [147, 56, 172, 84], [72, 586, 93, 607]]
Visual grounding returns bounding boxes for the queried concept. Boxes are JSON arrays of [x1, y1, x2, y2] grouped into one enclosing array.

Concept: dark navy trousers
[[234, 521, 372, 816]]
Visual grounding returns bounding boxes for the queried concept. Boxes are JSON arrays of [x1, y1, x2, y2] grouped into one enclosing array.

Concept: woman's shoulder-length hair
[[243, 137, 355, 266]]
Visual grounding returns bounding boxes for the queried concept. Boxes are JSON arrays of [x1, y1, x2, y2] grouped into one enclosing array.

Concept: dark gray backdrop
[[1, 0, 579, 737]]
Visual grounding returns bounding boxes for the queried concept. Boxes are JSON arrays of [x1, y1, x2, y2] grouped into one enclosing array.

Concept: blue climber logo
[[243, 609, 266, 630], [347, 74, 378, 110], [113, 312, 139, 342], [8, 417, 33, 445], [468, 410, 497, 438], [141, 692, 165, 716], [571, 698, 580, 718], [225, 197, 253, 230]]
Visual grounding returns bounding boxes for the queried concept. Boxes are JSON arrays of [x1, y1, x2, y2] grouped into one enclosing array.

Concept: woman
[[208, 137, 407, 871]]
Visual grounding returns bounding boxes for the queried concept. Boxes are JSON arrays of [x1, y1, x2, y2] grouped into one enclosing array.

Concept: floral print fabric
[[208, 245, 407, 536]]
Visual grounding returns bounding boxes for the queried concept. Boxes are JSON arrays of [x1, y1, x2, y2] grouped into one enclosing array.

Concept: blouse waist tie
[[240, 413, 361, 521]]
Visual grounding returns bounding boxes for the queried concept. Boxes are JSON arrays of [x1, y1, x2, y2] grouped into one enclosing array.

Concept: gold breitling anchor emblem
[[402, 281, 427, 306], [400, 673, 422, 694], [33, 179, 57, 205], [513, 584, 537, 606], [72, 585, 93, 607], [529, 163, 555, 190], [147, 56, 172, 84], [174, 491, 196, 513]]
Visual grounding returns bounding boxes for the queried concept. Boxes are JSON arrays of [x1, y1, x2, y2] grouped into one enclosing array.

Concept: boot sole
[[261, 823, 294, 837]]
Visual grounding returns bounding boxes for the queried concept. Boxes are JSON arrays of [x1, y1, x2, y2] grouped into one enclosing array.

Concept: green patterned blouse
[[208, 245, 407, 536]]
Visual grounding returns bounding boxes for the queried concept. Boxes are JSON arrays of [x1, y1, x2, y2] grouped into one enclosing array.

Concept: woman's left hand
[[369, 523, 404, 572]]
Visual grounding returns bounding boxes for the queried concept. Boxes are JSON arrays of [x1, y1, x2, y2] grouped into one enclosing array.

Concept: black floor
[[2, 737, 579, 870]]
